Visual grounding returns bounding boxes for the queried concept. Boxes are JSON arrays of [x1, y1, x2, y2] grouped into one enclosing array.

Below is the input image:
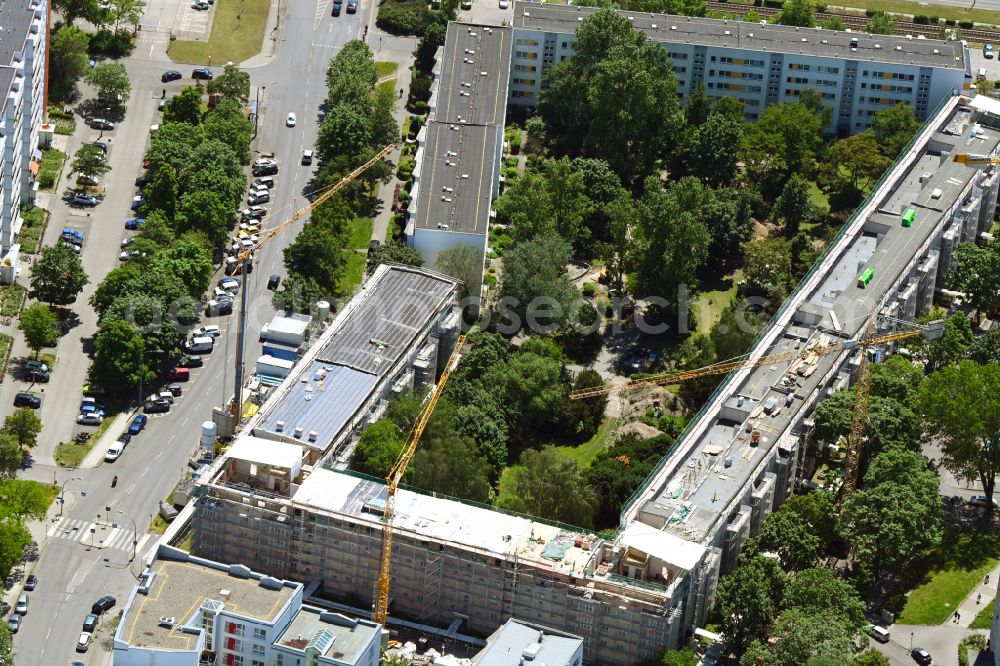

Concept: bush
[[959, 20, 973, 28], [89, 29, 133, 57], [929, 15, 940, 23], [509, 133, 522, 155], [410, 75, 432, 103], [944, 18, 956, 26], [914, 14, 929, 23], [410, 100, 428, 115], [376, 0, 434, 36], [397, 156, 415, 181], [581, 282, 597, 297]]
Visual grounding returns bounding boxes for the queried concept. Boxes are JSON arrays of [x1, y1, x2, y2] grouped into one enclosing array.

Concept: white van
[[105, 442, 124, 462], [978, 67, 989, 81], [15, 593, 28, 614], [185, 336, 214, 353], [868, 625, 890, 643]]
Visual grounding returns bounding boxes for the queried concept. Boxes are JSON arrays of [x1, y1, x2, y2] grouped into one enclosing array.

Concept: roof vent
[[874, 44, 881, 49], [627, 15, 634, 20], [460, 91, 470, 96], [822, 39, 828, 44], [724, 30, 731, 36], [465, 49, 474, 54], [442, 186, 454, 192], [577, 16, 582, 21], [461, 173, 469, 179], [749, 32, 754, 37], [219, 589, 231, 598], [308, 431, 318, 442], [671, 25, 677, 30], [895, 45, 902, 51], [480, 71, 488, 76], [801, 37, 807, 42], [275, 421, 285, 432], [159, 617, 176, 628], [523, 10, 530, 16], [441, 196, 452, 202], [445, 160, 455, 167], [906, 34, 913, 39], [651, 23, 657, 28], [933, 48, 940, 54], [293, 426, 304, 438], [463, 58, 473, 64]]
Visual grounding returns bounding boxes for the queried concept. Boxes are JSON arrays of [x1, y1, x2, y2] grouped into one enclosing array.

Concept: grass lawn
[[37, 148, 66, 192], [168, 0, 271, 65], [552, 417, 617, 467], [18, 207, 46, 254], [0, 334, 11, 366], [55, 441, 91, 468], [896, 526, 1000, 625], [827, 0, 1000, 25], [338, 252, 367, 296], [693, 270, 741, 332], [496, 464, 522, 507], [807, 180, 830, 216], [36, 352, 56, 368], [0, 284, 25, 317], [33, 482, 60, 509], [376, 61, 399, 80], [377, 79, 397, 97], [970, 600, 994, 629], [347, 217, 373, 249]]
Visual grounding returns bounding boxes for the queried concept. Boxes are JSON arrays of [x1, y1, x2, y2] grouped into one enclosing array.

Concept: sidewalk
[[956, 560, 1000, 627], [78, 411, 133, 469], [372, 47, 415, 244]]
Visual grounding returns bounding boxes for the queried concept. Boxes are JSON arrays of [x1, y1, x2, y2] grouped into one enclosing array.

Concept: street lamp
[[117, 510, 138, 563], [57, 477, 85, 518], [910, 631, 914, 651]]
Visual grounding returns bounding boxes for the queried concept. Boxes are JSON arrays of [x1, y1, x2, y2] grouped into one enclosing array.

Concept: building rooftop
[[634, 97, 998, 543], [511, 1, 967, 70], [119, 556, 298, 651], [268, 314, 311, 339], [256, 362, 379, 447], [474, 619, 583, 666], [274, 607, 380, 662], [227, 436, 304, 471], [0, 0, 39, 70], [412, 122, 495, 233], [435, 23, 511, 126], [316, 267, 455, 376]]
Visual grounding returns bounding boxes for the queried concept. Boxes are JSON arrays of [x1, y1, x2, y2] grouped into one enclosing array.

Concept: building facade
[[0, 0, 46, 283], [508, 2, 968, 134]]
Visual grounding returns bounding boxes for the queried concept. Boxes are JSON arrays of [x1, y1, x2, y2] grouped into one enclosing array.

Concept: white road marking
[[154, 450, 163, 460]]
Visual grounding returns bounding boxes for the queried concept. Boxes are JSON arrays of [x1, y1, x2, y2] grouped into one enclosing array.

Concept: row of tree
[[85, 68, 252, 392]]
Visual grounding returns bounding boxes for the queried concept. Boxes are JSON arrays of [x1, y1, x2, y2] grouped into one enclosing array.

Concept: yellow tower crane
[[952, 153, 1000, 167], [570, 320, 943, 501], [374, 333, 466, 626], [228, 145, 395, 423]]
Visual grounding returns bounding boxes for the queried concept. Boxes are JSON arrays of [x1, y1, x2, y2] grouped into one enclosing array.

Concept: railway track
[[705, 0, 1000, 41]]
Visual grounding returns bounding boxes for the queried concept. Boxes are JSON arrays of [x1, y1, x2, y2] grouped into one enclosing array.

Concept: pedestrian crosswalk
[[46, 517, 151, 554]]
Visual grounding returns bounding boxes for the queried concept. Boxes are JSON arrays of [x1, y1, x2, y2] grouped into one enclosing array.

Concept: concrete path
[[371, 42, 416, 245], [956, 561, 1000, 628]]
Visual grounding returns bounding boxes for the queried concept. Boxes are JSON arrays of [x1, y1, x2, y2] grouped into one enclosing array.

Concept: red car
[[167, 368, 190, 382]]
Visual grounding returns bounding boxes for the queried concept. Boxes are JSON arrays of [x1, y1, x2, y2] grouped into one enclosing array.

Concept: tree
[[685, 83, 712, 126], [747, 510, 820, 572], [49, 25, 90, 102], [163, 86, 203, 125], [154, 238, 214, 299], [145, 164, 179, 223], [873, 103, 920, 158], [207, 64, 250, 106], [841, 448, 942, 582], [923, 312, 973, 371], [18, 303, 57, 359], [968, 326, 1000, 365], [820, 15, 846, 30], [920, 361, 1000, 516], [108, 0, 142, 33], [866, 10, 898, 34], [176, 190, 230, 247], [781, 491, 838, 545], [71, 144, 110, 180], [283, 222, 349, 296], [436, 244, 483, 301], [3, 409, 42, 450], [30, 244, 88, 305], [742, 607, 856, 666], [90, 319, 151, 391], [828, 130, 891, 192], [852, 649, 890, 666], [568, 369, 607, 440], [0, 479, 51, 520], [493, 158, 592, 249], [681, 110, 745, 187], [325, 40, 377, 112], [497, 234, 577, 332], [741, 238, 791, 304], [202, 100, 252, 165], [277, 274, 327, 314], [482, 346, 571, 436], [366, 241, 424, 275], [353, 420, 404, 478], [0, 508, 31, 589], [740, 102, 822, 191], [85, 62, 131, 106], [811, 389, 921, 459], [410, 427, 491, 502], [781, 567, 865, 633], [947, 241, 1000, 318], [660, 648, 699, 666], [713, 555, 786, 658], [773, 174, 815, 235], [500, 447, 599, 527], [777, 0, 815, 26], [0, 432, 22, 479]]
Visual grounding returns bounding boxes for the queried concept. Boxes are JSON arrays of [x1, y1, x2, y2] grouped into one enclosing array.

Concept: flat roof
[[294, 469, 600, 576], [316, 267, 455, 375], [476, 619, 582, 666], [619, 522, 706, 572], [0, 0, 38, 70], [511, 1, 967, 70], [269, 314, 311, 337], [413, 122, 495, 233], [436, 22, 511, 126], [274, 607, 379, 662], [228, 436, 303, 470], [636, 97, 999, 543], [119, 558, 297, 651], [256, 362, 379, 446]]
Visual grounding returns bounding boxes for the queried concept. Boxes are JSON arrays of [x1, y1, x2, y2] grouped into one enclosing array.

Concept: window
[[514, 51, 537, 60], [253, 644, 265, 656], [252, 661, 264, 666], [788, 63, 811, 71], [253, 628, 266, 641], [515, 38, 538, 46]]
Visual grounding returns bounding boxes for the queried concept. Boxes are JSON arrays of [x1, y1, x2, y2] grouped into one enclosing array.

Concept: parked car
[[167, 383, 183, 397], [267, 274, 281, 290], [970, 495, 999, 508], [253, 176, 275, 190], [76, 174, 100, 187], [286, 112, 297, 127], [178, 356, 203, 368], [346, 0, 357, 12], [241, 206, 267, 222], [161, 69, 182, 83], [82, 614, 98, 633], [116, 432, 132, 447], [248, 191, 270, 205], [191, 0, 209, 8], [88, 118, 114, 130], [125, 218, 145, 230], [7, 615, 19, 634], [252, 160, 278, 177], [92, 141, 109, 154], [76, 631, 91, 652], [128, 415, 147, 435], [72, 193, 99, 207], [911, 648, 932, 666], [104, 442, 124, 462], [192, 67, 213, 80], [131, 196, 145, 211], [24, 575, 37, 591], [25, 360, 47, 374], [143, 400, 169, 414], [79, 404, 106, 418], [13, 393, 40, 409], [499, 0, 509, 7], [76, 413, 103, 426], [368, 239, 381, 254], [14, 594, 27, 614], [219, 277, 240, 292], [25, 369, 49, 383], [91, 596, 116, 615], [985, 43, 994, 58], [332, 0, 342, 15]]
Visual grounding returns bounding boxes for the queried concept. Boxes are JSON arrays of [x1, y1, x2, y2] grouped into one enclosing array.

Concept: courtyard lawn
[[168, 0, 271, 65], [552, 417, 617, 468]]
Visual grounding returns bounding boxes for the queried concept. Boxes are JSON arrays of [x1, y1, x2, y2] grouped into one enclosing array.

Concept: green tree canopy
[[499, 447, 599, 527], [49, 25, 90, 102], [746, 510, 820, 572], [283, 220, 348, 296], [163, 86, 203, 125], [777, 0, 815, 26], [0, 479, 51, 521], [714, 555, 786, 658], [30, 243, 88, 305], [873, 103, 920, 158], [176, 190, 230, 247], [145, 164, 180, 223], [353, 420, 405, 478], [3, 409, 42, 449], [71, 144, 110, 179], [828, 130, 892, 193], [947, 241, 1000, 317], [91, 319, 152, 391], [85, 62, 131, 105], [435, 244, 484, 302], [207, 64, 250, 106], [866, 10, 899, 34], [366, 242, 424, 275], [497, 233, 577, 333], [18, 303, 57, 358]]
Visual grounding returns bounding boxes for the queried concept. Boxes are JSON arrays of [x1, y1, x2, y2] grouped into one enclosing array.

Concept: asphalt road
[[10, 0, 363, 661]]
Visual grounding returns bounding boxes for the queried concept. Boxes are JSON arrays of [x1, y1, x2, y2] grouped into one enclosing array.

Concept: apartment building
[[474, 619, 583, 666], [114, 544, 381, 666], [508, 1, 968, 134], [406, 22, 509, 305], [0, 0, 45, 283]]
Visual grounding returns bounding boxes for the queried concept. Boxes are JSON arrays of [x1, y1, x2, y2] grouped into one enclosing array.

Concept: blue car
[[62, 228, 84, 241], [130, 196, 145, 211], [128, 415, 147, 435], [125, 218, 144, 230], [79, 404, 105, 418]]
